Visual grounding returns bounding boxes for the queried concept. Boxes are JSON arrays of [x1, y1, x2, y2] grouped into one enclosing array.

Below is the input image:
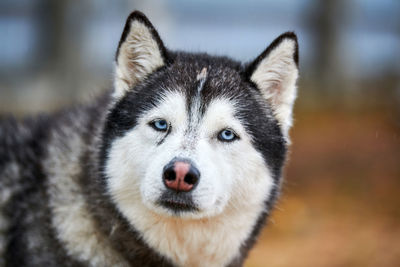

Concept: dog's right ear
[[245, 32, 299, 139], [113, 11, 168, 99]]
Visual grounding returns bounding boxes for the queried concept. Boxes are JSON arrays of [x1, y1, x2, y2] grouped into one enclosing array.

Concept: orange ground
[[245, 109, 400, 267]]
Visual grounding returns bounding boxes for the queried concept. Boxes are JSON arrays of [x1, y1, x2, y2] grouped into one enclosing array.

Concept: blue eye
[[150, 119, 169, 132], [218, 129, 238, 142]]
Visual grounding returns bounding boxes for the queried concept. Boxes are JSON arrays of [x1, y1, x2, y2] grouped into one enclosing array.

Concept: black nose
[[162, 158, 200, 192]]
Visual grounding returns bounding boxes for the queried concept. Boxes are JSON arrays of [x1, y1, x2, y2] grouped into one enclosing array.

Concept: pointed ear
[[113, 11, 168, 99], [246, 32, 299, 138]]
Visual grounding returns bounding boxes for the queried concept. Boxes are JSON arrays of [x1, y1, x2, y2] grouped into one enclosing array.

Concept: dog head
[[101, 11, 298, 222]]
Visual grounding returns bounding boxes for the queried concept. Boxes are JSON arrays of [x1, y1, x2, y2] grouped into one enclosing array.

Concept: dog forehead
[[164, 54, 245, 99]]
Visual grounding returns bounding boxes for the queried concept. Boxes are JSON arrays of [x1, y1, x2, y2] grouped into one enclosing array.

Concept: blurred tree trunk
[[36, 0, 85, 100], [308, 0, 346, 94]]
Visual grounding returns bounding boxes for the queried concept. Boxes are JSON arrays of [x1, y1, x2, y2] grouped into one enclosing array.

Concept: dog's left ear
[[114, 11, 168, 99], [245, 32, 299, 137]]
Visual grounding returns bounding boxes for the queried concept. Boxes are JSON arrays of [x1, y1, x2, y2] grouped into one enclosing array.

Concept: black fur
[[0, 115, 84, 266]]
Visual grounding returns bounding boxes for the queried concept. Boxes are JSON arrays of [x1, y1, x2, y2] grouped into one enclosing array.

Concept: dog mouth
[[157, 191, 198, 213]]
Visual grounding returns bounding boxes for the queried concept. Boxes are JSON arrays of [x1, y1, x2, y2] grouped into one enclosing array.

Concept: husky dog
[[0, 11, 298, 267]]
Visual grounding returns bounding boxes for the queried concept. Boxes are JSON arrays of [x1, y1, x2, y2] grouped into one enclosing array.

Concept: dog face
[[101, 12, 298, 223]]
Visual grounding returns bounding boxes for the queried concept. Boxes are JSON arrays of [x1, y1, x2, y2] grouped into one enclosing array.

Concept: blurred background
[[1, 0, 399, 266]]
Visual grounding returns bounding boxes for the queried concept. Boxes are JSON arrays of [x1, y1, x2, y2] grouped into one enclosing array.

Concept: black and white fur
[[0, 11, 299, 267]]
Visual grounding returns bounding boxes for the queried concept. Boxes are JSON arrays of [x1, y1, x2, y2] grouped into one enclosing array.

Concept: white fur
[[250, 38, 298, 138], [106, 91, 275, 266], [114, 20, 164, 99], [45, 126, 128, 267], [196, 67, 208, 93]]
